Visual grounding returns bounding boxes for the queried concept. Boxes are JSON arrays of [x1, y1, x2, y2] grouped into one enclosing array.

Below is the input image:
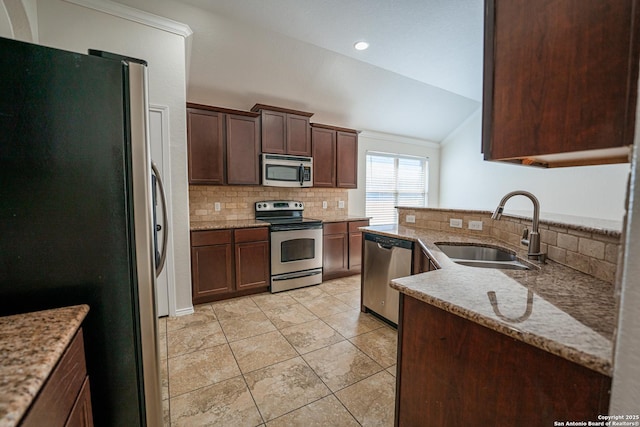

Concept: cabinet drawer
[[22, 329, 87, 427], [348, 220, 369, 233], [234, 227, 269, 243], [191, 230, 232, 246], [323, 222, 347, 235]]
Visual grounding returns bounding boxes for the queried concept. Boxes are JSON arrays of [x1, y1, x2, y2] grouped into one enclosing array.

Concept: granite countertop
[[318, 215, 370, 223], [0, 305, 90, 427], [190, 219, 268, 230], [362, 225, 615, 376], [190, 216, 370, 230]]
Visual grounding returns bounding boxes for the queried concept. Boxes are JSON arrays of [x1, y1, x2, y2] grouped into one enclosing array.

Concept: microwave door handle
[[299, 164, 304, 186]]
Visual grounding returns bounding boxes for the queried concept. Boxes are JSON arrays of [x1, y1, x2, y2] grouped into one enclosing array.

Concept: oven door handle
[[273, 270, 323, 281], [271, 223, 323, 232]]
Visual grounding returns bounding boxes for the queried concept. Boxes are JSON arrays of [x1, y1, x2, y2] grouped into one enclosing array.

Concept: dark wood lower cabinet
[[21, 328, 93, 427], [191, 228, 269, 304], [396, 295, 611, 426], [323, 220, 369, 280]]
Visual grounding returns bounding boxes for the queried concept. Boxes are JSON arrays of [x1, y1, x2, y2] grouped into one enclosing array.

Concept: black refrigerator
[[0, 37, 164, 426]]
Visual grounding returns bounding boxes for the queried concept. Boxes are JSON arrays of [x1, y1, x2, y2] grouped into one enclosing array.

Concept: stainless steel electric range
[[255, 201, 323, 292]]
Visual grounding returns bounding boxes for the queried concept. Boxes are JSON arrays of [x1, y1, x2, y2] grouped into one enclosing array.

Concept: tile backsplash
[[398, 207, 621, 284], [189, 186, 349, 221]]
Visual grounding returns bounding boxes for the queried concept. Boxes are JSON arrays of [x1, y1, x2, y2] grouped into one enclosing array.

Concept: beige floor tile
[[167, 320, 227, 357], [170, 376, 263, 427], [168, 343, 240, 397], [162, 398, 170, 427], [280, 319, 345, 354], [251, 292, 298, 311], [158, 317, 167, 335], [166, 305, 217, 332], [322, 309, 385, 338], [386, 365, 397, 377], [333, 290, 362, 309], [303, 340, 383, 392], [335, 371, 396, 427], [266, 395, 359, 427], [245, 357, 330, 422], [160, 358, 169, 401], [219, 310, 277, 342], [319, 277, 361, 295], [288, 285, 331, 304], [349, 326, 398, 368], [213, 297, 262, 320], [299, 295, 353, 318], [230, 330, 298, 373], [158, 327, 168, 361], [263, 303, 318, 330]]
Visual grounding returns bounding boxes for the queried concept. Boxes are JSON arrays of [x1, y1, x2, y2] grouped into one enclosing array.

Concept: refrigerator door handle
[[152, 162, 169, 277]]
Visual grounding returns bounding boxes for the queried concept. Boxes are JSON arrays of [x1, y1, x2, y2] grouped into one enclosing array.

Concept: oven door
[[271, 226, 323, 275]]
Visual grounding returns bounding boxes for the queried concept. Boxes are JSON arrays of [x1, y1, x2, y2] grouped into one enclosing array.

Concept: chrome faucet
[[491, 191, 546, 263]]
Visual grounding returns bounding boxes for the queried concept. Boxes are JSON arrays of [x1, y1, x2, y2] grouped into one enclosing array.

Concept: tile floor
[[158, 275, 398, 426]]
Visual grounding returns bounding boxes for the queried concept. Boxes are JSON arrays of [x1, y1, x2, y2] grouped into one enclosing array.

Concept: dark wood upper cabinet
[[186, 103, 260, 185], [251, 104, 313, 156], [336, 131, 358, 188], [311, 123, 359, 188], [187, 108, 225, 184], [226, 114, 261, 185], [311, 125, 336, 187], [483, 0, 640, 167]]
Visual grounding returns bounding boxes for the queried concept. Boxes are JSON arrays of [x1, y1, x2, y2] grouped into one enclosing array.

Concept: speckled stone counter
[[0, 305, 89, 427], [190, 219, 268, 230], [362, 225, 615, 376], [319, 215, 370, 223]]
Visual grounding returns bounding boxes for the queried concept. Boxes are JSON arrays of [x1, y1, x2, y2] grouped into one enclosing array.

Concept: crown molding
[[63, 0, 192, 38]]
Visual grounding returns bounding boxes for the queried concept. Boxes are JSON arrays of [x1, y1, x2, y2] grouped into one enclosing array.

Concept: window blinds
[[365, 152, 428, 225]]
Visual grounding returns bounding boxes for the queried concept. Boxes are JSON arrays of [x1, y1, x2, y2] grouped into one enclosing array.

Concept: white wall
[[36, 0, 193, 314], [349, 131, 440, 216], [0, 0, 38, 41], [439, 109, 631, 221]]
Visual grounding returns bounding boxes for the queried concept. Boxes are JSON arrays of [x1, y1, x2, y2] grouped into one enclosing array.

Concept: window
[[365, 152, 428, 225]]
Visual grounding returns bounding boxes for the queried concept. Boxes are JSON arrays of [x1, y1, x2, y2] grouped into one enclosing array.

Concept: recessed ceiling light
[[354, 41, 369, 51]]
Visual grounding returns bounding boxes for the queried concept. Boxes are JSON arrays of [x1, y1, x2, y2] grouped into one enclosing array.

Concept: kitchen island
[[361, 224, 616, 426]]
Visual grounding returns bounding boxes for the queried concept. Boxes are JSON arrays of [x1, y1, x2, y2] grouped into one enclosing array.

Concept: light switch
[[214, 202, 221, 212], [338, 200, 345, 209]]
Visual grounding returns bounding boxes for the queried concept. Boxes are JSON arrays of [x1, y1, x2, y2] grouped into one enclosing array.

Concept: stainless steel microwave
[[261, 154, 313, 187]]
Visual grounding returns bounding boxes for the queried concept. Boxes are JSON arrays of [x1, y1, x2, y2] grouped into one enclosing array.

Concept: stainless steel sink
[[435, 243, 530, 270]]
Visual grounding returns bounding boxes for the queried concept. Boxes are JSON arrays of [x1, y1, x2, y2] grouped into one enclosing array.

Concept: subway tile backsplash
[[189, 186, 350, 221], [397, 207, 621, 284]]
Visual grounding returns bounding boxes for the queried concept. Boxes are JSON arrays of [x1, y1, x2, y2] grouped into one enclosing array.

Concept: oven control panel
[[255, 201, 304, 211]]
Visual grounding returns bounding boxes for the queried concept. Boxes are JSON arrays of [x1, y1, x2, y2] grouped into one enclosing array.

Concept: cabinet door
[[235, 241, 270, 290], [323, 233, 349, 278], [287, 114, 311, 156], [348, 221, 368, 272], [261, 110, 287, 154], [336, 131, 358, 188], [187, 108, 225, 184], [226, 114, 261, 185], [311, 126, 336, 187], [65, 377, 94, 427], [483, 0, 640, 166], [191, 244, 234, 304]]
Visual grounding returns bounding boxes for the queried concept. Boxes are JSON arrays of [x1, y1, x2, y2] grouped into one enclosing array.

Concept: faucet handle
[[521, 228, 529, 246]]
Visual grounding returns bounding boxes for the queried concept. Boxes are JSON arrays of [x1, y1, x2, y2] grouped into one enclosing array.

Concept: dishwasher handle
[[364, 232, 414, 250]]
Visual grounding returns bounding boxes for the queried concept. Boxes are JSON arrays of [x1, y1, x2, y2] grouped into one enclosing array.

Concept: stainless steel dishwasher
[[362, 232, 413, 324]]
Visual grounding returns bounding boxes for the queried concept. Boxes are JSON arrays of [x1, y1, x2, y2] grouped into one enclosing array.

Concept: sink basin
[[435, 243, 530, 270]]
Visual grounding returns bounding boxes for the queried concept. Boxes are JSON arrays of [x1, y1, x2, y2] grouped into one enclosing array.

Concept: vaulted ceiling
[[118, 0, 485, 143]]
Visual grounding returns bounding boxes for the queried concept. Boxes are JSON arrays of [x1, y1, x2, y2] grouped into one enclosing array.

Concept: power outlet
[[406, 215, 416, 223], [214, 202, 221, 212], [449, 218, 463, 228], [338, 200, 345, 209], [469, 220, 483, 231], [322, 201, 327, 209]]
